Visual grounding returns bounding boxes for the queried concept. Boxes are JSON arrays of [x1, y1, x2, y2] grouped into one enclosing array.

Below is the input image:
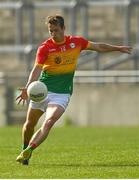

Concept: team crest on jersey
[[70, 43, 75, 48], [54, 56, 62, 64]]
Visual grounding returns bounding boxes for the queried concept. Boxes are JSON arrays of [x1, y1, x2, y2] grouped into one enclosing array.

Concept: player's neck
[[52, 36, 66, 45]]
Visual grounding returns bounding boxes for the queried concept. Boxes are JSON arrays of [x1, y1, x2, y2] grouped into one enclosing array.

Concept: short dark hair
[[46, 15, 65, 28]]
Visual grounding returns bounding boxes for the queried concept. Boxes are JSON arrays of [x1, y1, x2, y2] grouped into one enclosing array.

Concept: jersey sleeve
[[35, 44, 48, 66], [77, 36, 89, 50]]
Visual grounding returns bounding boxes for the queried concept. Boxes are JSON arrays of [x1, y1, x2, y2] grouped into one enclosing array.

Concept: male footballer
[[16, 15, 132, 165]]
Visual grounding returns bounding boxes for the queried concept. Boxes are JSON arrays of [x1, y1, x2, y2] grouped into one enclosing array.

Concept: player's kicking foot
[[16, 148, 32, 164]]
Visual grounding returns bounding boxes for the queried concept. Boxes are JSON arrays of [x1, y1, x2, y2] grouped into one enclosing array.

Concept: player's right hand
[[16, 87, 28, 105]]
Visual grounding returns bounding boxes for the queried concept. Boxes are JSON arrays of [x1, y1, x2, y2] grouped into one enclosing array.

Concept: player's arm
[[25, 65, 42, 89], [16, 65, 42, 105], [86, 41, 132, 54]]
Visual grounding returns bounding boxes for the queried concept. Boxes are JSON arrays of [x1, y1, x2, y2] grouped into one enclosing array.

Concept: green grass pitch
[[0, 126, 139, 178]]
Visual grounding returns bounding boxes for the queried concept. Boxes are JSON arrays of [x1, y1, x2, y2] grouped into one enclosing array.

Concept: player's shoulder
[[67, 35, 88, 44], [40, 38, 52, 46], [38, 38, 53, 51], [67, 35, 89, 50]]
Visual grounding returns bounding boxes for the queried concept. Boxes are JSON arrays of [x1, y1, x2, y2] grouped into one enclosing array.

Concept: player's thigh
[[45, 104, 65, 122], [26, 106, 44, 126]]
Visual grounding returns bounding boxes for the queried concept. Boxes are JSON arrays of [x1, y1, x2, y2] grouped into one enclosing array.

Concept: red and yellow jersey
[[35, 35, 88, 94]]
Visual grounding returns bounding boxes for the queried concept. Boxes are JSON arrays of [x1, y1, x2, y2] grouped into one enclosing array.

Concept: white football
[[27, 81, 48, 102]]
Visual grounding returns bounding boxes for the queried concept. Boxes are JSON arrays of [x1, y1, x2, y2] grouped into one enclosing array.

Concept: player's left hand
[[119, 46, 132, 54]]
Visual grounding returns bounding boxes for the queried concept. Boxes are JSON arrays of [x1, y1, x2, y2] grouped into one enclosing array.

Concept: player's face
[[48, 23, 65, 42]]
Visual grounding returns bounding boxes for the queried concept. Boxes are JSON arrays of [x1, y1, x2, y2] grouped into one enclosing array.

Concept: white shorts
[[29, 92, 71, 112]]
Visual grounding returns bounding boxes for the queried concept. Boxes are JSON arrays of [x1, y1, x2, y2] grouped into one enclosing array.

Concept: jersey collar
[[51, 36, 66, 45]]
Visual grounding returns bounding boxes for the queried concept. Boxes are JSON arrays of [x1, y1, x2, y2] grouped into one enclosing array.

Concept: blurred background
[[0, 0, 139, 127]]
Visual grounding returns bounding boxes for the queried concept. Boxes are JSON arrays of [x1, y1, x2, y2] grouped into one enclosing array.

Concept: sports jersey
[[35, 35, 88, 94]]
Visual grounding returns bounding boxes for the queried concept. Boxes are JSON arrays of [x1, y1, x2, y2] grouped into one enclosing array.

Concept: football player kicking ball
[[16, 15, 132, 165]]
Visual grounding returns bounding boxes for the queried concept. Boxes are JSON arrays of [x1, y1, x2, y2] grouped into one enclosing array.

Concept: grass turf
[[0, 126, 139, 178]]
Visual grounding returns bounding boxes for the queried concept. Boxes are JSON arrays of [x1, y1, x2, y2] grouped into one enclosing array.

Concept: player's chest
[[48, 42, 77, 53], [46, 44, 80, 65]]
